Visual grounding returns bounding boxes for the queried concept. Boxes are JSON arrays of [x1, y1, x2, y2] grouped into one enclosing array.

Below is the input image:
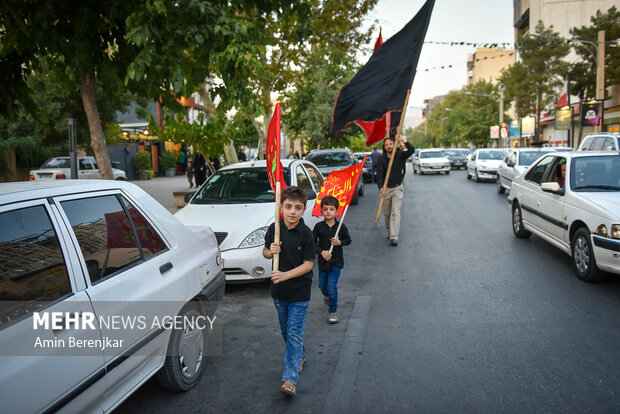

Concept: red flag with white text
[[265, 103, 287, 192], [312, 155, 367, 217]]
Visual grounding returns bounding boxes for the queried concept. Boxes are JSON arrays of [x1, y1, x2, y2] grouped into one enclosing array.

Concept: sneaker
[[328, 313, 339, 324], [323, 296, 329, 309], [390, 239, 398, 246]]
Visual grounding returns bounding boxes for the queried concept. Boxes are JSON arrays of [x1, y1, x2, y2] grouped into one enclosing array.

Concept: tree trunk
[[80, 69, 113, 180]]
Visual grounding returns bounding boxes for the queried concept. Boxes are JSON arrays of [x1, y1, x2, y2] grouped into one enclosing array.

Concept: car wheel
[[157, 302, 206, 391], [474, 169, 480, 182], [512, 202, 531, 238], [358, 183, 364, 197], [496, 177, 505, 194], [571, 227, 607, 282], [466, 169, 471, 180], [115, 177, 126, 180], [351, 190, 359, 205]]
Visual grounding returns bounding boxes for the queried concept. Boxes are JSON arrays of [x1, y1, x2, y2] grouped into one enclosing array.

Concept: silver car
[[0, 180, 224, 413]]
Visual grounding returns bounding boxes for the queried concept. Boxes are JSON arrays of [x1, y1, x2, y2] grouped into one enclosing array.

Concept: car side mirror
[[306, 189, 317, 200], [507, 161, 515, 167], [184, 192, 196, 203], [541, 182, 562, 194], [467, 155, 472, 160]]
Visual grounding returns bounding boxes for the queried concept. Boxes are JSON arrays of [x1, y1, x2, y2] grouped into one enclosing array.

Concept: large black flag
[[331, 0, 435, 137]]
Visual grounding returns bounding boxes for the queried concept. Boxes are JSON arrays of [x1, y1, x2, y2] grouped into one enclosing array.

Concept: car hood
[[174, 202, 274, 250], [447, 156, 467, 161], [475, 159, 503, 168], [574, 192, 620, 219], [420, 157, 449, 163]]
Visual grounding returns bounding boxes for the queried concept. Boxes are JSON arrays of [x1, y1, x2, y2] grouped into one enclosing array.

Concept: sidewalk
[[131, 175, 193, 213]]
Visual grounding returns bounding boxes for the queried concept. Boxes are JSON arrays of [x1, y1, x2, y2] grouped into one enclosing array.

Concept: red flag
[[374, 27, 383, 51], [265, 103, 287, 192], [312, 155, 367, 217]]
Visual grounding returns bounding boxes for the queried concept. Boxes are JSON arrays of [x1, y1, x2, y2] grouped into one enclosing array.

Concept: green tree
[[569, 6, 620, 101], [0, 1, 292, 178], [249, 0, 378, 153], [499, 22, 570, 118]]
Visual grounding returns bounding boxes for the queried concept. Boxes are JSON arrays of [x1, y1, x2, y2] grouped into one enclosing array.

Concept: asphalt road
[[118, 169, 620, 413]]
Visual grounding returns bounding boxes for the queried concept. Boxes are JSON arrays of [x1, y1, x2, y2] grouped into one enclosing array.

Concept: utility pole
[[499, 84, 505, 147], [596, 30, 605, 132]]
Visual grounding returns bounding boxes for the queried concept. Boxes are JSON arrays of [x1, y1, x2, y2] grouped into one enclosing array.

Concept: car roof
[[419, 148, 445, 152], [0, 180, 140, 205], [306, 148, 351, 154], [219, 159, 299, 171], [541, 151, 619, 159]]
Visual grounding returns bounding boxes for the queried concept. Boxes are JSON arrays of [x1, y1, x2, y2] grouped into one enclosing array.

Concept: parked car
[[578, 132, 620, 151], [466, 149, 507, 182], [29, 156, 127, 181], [354, 152, 374, 183], [508, 152, 620, 282], [0, 180, 225, 413], [175, 159, 324, 282], [497, 148, 557, 194], [305, 148, 363, 203], [444, 149, 469, 170], [411, 149, 450, 175]]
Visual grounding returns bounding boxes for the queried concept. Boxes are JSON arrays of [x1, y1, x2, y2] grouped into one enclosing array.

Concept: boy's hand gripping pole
[[329, 204, 349, 254]]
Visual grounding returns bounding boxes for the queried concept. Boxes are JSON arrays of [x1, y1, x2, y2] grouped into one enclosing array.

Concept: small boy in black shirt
[[263, 186, 315, 397], [312, 196, 352, 324]]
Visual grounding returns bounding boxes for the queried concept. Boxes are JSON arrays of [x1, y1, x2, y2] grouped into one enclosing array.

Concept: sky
[[365, 0, 515, 128]]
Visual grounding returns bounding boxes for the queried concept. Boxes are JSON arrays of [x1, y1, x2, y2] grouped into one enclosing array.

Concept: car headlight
[[239, 226, 269, 248], [612, 224, 620, 239]]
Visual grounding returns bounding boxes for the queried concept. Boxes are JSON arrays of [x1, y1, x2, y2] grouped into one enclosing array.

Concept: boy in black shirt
[[312, 196, 352, 324], [263, 186, 315, 397]]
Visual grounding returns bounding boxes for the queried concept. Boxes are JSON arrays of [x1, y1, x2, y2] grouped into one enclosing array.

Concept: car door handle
[[159, 262, 173, 274]]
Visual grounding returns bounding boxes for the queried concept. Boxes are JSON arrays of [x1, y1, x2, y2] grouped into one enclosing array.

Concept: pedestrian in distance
[[312, 196, 351, 324], [262, 186, 316, 398], [194, 151, 207, 187], [186, 158, 194, 188], [178, 150, 187, 174], [238, 148, 247, 162], [377, 135, 415, 246], [370, 146, 381, 183]]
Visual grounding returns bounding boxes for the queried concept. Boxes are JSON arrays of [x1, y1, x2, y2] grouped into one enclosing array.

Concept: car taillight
[[29, 174, 35, 181], [55, 174, 66, 179]]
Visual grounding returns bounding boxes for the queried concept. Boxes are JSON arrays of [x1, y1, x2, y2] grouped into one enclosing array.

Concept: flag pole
[[375, 89, 411, 223], [273, 181, 281, 271], [328, 204, 349, 255]]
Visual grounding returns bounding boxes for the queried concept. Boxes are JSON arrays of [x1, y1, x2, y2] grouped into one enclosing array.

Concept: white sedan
[[175, 159, 325, 282], [508, 152, 620, 282], [29, 156, 127, 181], [0, 180, 224, 413], [466, 148, 506, 182], [411, 149, 451, 174], [496, 148, 557, 194]]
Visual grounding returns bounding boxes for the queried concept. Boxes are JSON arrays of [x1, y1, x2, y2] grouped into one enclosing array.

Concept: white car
[[29, 156, 127, 181], [466, 148, 507, 182], [411, 149, 451, 174], [175, 159, 325, 282], [0, 180, 224, 413], [508, 152, 620, 282], [577, 132, 620, 151], [497, 148, 558, 194]]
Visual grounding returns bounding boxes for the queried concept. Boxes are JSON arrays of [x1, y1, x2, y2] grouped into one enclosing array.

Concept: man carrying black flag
[[376, 135, 414, 246]]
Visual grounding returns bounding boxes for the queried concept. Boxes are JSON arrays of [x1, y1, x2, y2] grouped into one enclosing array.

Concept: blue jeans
[[273, 299, 309, 384], [319, 267, 342, 313]]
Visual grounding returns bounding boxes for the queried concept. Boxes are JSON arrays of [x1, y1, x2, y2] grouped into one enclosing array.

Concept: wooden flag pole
[[273, 181, 281, 271], [328, 205, 349, 255], [375, 89, 411, 223]]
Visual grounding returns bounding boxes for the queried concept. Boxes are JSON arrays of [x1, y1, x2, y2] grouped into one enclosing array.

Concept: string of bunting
[[419, 52, 515, 72]]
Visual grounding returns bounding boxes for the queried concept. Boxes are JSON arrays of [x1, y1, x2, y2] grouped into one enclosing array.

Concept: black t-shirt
[[313, 220, 351, 271], [264, 218, 315, 302], [376, 142, 415, 188]]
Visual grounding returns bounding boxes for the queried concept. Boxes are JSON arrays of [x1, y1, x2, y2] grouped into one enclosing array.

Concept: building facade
[[467, 47, 516, 86]]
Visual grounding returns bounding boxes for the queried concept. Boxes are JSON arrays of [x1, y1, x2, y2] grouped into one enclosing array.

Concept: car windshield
[[306, 152, 351, 167], [519, 151, 552, 166], [572, 156, 620, 191], [478, 150, 506, 160], [420, 151, 445, 159], [191, 167, 291, 204], [444, 150, 462, 156], [41, 158, 70, 169]]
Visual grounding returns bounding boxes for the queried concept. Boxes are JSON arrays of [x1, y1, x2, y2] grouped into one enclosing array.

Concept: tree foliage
[[499, 22, 570, 118], [569, 6, 620, 100]]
